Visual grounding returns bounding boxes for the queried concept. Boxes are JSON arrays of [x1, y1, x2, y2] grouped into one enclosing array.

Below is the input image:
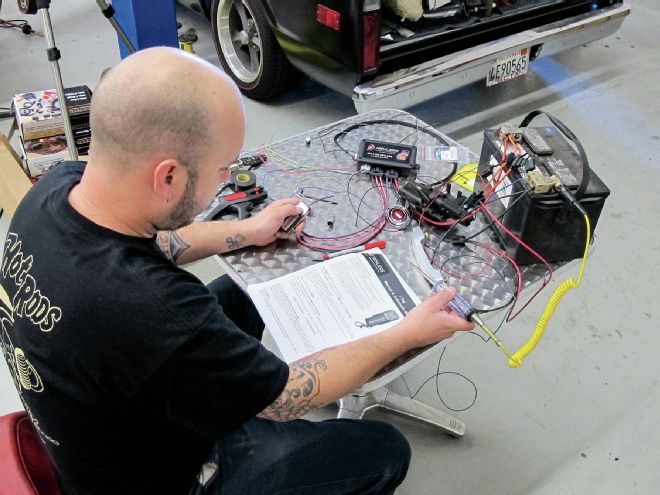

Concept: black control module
[[357, 139, 418, 176]]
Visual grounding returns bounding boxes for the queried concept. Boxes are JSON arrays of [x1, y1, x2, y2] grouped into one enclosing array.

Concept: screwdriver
[[432, 280, 520, 365]]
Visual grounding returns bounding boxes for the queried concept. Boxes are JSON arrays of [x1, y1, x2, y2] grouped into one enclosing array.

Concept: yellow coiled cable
[[508, 213, 591, 368]]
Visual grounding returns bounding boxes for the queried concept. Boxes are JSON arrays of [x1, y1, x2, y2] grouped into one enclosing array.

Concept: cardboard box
[[12, 89, 63, 140], [0, 133, 32, 218], [73, 126, 91, 151], [12, 86, 92, 141], [64, 86, 92, 117], [20, 135, 69, 178]]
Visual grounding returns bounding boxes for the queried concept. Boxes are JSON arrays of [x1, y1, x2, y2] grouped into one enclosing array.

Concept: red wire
[[438, 257, 492, 280], [481, 204, 553, 321], [298, 174, 387, 251], [481, 205, 551, 275], [471, 241, 523, 314], [482, 137, 509, 194], [416, 205, 482, 227], [484, 135, 527, 197], [486, 165, 513, 195]]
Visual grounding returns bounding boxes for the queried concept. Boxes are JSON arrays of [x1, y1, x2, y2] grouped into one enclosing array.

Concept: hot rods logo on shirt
[[0, 232, 61, 445]]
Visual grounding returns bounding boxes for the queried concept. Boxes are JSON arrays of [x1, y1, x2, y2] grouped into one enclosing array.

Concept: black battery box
[[478, 126, 610, 265]]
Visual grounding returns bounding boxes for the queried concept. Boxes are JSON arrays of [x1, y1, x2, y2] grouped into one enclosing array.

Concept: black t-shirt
[[0, 162, 288, 494]]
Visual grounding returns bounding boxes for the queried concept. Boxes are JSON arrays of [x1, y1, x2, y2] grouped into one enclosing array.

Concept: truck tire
[[211, 0, 298, 100]]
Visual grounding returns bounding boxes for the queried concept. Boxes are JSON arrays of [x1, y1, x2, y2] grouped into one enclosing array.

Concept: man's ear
[[153, 159, 184, 202]]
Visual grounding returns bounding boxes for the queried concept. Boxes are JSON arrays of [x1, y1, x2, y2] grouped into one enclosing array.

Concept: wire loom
[[250, 112, 593, 408]]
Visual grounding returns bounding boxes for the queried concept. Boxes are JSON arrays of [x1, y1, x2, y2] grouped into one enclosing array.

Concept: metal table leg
[[337, 387, 465, 437]]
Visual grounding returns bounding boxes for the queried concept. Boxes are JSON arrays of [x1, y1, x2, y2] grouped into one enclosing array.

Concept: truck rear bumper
[[353, 3, 630, 113]]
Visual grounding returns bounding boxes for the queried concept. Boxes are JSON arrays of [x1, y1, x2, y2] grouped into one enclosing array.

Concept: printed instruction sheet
[[248, 249, 420, 363]]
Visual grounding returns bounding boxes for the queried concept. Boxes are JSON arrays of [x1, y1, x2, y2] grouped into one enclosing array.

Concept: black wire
[[436, 253, 516, 314], [430, 189, 530, 255], [333, 119, 449, 158], [451, 190, 531, 244], [519, 110, 591, 199], [428, 162, 458, 186], [355, 184, 382, 227], [333, 135, 356, 159], [439, 255, 493, 280], [0, 18, 33, 34], [347, 174, 406, 233], [347, 172, 392, 231], [302, 174, 387, 243], [403, 169, 493, 225], [346, 171, 370, 223], [398, 128, 419, 145], [317, 127, 357, 162], [0, 19, 28, 25], [401, 346, 478, 412], [466, 308, 508, 343], [419, 184, 529, 283]]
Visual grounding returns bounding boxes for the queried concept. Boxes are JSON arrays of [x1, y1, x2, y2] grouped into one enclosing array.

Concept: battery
[[478, 126, 610, 265]]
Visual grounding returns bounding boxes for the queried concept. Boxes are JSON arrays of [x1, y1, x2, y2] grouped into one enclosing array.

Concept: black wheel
[[211, 0, 299, 100]]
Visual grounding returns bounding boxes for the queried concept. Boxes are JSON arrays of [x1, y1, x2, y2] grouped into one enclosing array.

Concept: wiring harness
[[255, 112, 595, 368]]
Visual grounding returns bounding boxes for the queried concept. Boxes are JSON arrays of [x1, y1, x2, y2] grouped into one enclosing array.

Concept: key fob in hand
[[281, 202, 310, 233]]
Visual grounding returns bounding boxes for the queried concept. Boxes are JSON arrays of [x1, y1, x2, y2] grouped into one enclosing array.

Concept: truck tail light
[[362, 11, 380, 73], [317, 4, 341, 31]]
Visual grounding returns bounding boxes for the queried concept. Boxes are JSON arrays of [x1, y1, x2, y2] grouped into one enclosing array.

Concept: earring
[[165, 194, 171, 203]]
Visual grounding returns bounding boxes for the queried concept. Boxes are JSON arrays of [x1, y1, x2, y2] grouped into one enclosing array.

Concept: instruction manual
[[247, 249, 420, 363]]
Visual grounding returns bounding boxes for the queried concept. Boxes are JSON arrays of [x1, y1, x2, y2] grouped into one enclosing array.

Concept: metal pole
[[96, 0, 136, 54], [39, 5, 78, 161]]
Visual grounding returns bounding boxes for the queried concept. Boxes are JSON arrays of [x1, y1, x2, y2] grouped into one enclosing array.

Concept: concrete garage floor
[[1, 2, 659, 494]]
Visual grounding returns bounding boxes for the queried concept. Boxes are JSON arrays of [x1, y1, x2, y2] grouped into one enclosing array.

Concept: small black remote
[[233, 154, 266, 169]]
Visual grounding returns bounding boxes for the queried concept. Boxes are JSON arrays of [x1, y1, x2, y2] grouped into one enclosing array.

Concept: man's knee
[[206, 274, 241, 301], [351, 420, 411, 491], [371, 421, 411, 474], [206, 275, 264, 338]]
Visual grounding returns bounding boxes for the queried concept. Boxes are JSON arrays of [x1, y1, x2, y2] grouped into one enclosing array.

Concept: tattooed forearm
[[258, 353, 329, 422], [225, 233, 246, 251], [156, 231, 190, 263]]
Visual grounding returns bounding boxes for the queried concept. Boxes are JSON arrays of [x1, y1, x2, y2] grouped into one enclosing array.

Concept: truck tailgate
[[353, 3, 630, 112]]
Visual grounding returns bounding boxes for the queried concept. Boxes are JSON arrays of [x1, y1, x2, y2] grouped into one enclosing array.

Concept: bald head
[[90, 47, 244, 171]]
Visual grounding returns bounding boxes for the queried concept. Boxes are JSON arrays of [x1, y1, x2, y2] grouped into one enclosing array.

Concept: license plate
[[486, 48, 530, 87]]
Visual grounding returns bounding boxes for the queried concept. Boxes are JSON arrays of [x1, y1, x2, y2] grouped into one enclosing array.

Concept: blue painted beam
[[111, 0, 179, 58]]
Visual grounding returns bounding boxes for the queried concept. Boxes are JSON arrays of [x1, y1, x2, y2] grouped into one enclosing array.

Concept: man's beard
[[157, 169, 199, 231]]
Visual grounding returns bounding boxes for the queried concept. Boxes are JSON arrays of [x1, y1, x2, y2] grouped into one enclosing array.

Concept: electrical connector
[[526, 169, 559, 194]]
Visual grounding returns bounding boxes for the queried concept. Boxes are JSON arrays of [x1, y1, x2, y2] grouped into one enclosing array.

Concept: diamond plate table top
[[201, 108, 559, 315]]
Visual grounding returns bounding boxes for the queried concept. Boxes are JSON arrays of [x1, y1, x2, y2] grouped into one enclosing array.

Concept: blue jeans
[[203, 417, 411, 495], [201, 276, 412, 494]]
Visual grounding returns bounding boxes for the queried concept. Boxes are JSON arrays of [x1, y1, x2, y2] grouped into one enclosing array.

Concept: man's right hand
[[259, 287, 475, 422], [242, 198, 304, 246], [396, 287, 475, 349]]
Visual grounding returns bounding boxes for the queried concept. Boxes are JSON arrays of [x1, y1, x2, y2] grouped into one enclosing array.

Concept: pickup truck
[[180, 0, 630, 112]]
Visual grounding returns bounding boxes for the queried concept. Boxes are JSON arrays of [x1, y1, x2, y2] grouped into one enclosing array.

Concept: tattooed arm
[[156, 199, 303, 265], [258, 334, 408, 422], [156, 224, 247, 265], [258, 289, 474, 422]]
